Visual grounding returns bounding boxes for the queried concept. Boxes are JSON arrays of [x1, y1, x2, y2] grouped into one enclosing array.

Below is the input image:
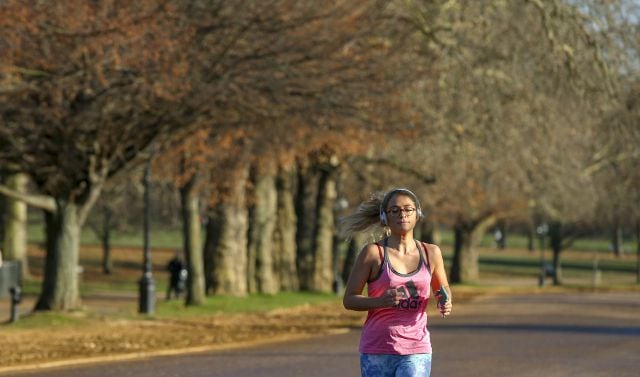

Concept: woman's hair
[[339, 191, 385, 240], [339, 188, 422, 240]]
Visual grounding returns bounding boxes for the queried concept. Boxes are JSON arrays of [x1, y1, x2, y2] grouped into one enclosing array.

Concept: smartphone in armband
[[436, 287, 449, 316]]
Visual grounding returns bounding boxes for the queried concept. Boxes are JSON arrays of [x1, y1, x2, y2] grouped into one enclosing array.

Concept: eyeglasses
[[386, 207, 416, 217]]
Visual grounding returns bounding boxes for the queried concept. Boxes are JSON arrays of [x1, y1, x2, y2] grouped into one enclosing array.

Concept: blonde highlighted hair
[[338, 191, 385, 240]]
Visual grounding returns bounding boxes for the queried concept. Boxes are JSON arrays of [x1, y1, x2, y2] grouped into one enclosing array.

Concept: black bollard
[[9, 286, 21, 323]]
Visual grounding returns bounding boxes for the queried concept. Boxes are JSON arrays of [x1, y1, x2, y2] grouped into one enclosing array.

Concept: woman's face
[[385, 193, 418, 235]]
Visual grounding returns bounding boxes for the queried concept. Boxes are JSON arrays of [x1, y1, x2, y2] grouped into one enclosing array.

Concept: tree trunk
[[635, 218, 639, 285], [551, 247, 563, 285], [101, 208, 113, 275], [210, 165, 249, 296], [418, 220, 439, 244], [273, 166, 299, 292], [180, 175, 206, 305], [450, 215, 496, 284], [246, 204, 257, 294], [3, 172, 30, 279], [312, 166, 337, 293], [247, 163, 278, 294], [527, 221, 535, 252], [342, 232, 367, 285], [611, 219, 624, 256], [35, 201, 81, 311], [0, 173, 5, 246], [203, 212, 221, 295], [295, 162, 319, 290], [342, 238, 357, 286], [450, 223, 474, 283], [548, 221, 564, 285]]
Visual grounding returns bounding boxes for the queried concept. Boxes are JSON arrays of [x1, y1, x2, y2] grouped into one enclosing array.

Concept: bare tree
[[0, 0, 190, 310], [184, 0, 415, 294], [355, 0, 626, 284]]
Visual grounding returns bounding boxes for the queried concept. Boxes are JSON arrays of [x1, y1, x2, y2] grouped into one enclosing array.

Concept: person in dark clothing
[[166, 251, 187, 300]]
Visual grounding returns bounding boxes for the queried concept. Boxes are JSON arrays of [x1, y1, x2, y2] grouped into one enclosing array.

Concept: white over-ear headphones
[[379, 188, 424, 226]]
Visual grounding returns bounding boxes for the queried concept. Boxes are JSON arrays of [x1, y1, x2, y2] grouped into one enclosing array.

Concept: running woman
[[341, 188, 452, 377]]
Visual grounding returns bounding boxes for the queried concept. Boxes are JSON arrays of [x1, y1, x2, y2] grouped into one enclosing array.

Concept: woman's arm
[[343, 244, 404, 311], [427, 244, 453, 317]]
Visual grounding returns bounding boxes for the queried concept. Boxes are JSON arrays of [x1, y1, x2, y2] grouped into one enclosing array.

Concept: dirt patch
[[0, 301, 366, 372], [2, 246, 368, 372]]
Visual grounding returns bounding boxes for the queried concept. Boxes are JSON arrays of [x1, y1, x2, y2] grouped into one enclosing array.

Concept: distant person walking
[[341, 188, 452, 377], [166, 250, 187, 300]]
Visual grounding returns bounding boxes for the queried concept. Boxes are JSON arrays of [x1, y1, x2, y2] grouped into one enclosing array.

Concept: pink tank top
[[359, 239, 432, 355]]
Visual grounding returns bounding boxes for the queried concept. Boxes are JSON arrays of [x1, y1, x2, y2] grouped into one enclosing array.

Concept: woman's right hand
[[379, 287, 406, 307]]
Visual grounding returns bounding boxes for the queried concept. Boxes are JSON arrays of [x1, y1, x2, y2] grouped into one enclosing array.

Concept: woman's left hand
[[438, 299, 452, 318]]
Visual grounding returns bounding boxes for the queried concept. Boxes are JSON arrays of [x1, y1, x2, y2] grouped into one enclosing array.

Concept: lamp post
[[139, 159, 155, 314]]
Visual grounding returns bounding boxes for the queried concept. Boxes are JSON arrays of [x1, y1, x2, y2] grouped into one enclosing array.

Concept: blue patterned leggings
[[360, 353, 432, 377]]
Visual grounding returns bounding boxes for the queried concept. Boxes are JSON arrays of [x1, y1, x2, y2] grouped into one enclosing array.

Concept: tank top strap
[[417, 240, 431, 272], [375, 241, 384, 264], [368, 240, 387, 283], [383, 237, 388, 261], [372, 237, 389, 266]]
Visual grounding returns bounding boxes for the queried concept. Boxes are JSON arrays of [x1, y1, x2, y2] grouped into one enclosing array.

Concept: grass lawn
[[13, 224, 639, 323]]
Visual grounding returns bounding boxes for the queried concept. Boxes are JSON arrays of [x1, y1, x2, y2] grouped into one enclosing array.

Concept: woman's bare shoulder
[[353, 242, 379, 262], [419, 242, 444, 258]]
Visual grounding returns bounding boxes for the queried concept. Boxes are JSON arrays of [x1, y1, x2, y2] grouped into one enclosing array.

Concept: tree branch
[[349, 156, 437, 184], [78, 155, 110, 227], [0, 184, 56, 212]]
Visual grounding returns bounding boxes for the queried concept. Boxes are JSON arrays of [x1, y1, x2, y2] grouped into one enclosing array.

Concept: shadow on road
[[433, 323, 640, 336]]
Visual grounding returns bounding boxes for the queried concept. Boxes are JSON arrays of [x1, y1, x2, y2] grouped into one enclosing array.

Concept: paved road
[[7, 292, 640, 377], [432, 292, 640, 377]]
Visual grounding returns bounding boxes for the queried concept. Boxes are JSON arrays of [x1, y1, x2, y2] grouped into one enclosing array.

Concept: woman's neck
[[387, 233, 414, 254]]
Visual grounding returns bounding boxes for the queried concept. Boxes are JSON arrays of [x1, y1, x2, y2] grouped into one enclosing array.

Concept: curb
[[0, 328, 351, 375]]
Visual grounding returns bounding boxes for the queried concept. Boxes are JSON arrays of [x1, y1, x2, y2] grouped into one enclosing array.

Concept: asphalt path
[[8, 292, 640, 377]]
